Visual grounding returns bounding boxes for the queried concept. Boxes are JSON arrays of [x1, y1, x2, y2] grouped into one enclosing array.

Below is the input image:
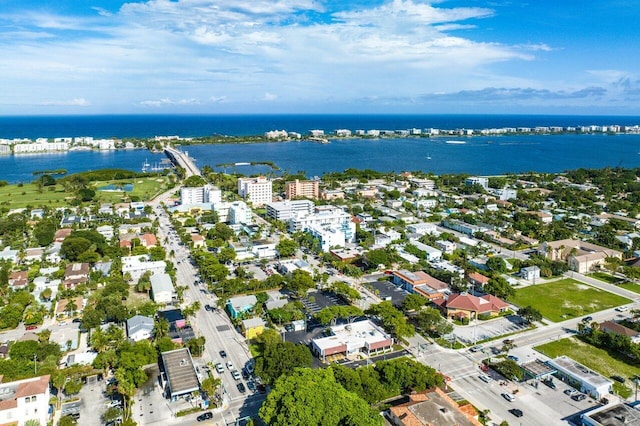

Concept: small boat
[[426, 154, 432, 160], [446, 140, 466, 145], [141, 159, 151, 172]]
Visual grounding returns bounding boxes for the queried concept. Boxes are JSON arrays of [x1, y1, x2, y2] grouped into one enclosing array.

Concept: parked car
[[507, 355, 519, 362], [542, 378, 556, 389], [564, 389, 579, 396], [615, 306, 629, 312], [219, 350, 227, 358], [469, 345, 483, 353], [242, 368, 250, 380], [237, 382, 246, 393], [247, 381, 256, 392], [231, 370, 241, 381], [197, 412, 213, 422], [612, 375, 626, 383], [215, 363, 224, 374], [25, 325, 38, 331], [582, 316, 593, 323], [226, 361, 234, 370], [572, 393, 587, 401]]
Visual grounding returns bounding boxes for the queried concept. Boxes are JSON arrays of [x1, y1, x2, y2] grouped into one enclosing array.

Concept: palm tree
[[153, 318, 170, 343]]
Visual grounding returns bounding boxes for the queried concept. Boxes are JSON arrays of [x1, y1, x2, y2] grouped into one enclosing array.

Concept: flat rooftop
[[548, 356, 613, 388], [161, 348, 199, 397], [584, 403, 640, 426], [313, 320, 391, 351]]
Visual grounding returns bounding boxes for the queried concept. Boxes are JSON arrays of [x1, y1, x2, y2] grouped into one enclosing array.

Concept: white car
[[226, 361, 234, 370], [215, 363, 224, 374], [478, 374, 492, 383], [502, 392, 516, 402], [615, 306, 629, 312]]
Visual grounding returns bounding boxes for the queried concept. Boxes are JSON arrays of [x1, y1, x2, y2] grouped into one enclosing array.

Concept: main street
[[149, 188, 264, 425]]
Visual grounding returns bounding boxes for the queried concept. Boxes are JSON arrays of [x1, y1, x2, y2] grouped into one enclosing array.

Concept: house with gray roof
[[127, 315, 155, 342], [151, 273, 174, 304]]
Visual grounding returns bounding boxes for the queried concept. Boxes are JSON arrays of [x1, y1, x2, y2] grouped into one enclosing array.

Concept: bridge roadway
[[164, 146, 201, 177]]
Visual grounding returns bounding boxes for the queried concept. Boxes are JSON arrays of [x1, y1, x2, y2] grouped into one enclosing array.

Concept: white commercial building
[[408, 240, 442, 262], [150, 273, 174, 304], [306, 223, 350, 252], [266, 200, 314, 221], [547, 356, 613, 399], [228, 201, 253, 225], [180, 184, 222, 205], [407, 222, 438, 235], [238, 177, 272, 206], [0, 375, 51, 426], [122, 255, 167, 283], [311, 320, 393, 361]]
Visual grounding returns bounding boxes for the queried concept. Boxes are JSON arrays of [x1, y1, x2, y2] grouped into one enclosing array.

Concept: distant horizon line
[[2, 112, 640, 118]]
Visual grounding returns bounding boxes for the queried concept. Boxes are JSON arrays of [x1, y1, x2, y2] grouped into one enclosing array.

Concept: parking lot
[[454, 315, 529, 344], [300, 291, 347, 315], [365, 280, 408, 307]]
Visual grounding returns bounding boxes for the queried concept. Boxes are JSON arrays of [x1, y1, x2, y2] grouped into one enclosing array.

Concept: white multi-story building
[[266, 200, 314, 221], [306, 223, 353, 252], [238, 177, 272, 206], [180, 184, 222, 205], [122, 255, 167, 283], [13, 141, 68, 153], [228, 201, 253, 225], [0, 375, 50, 426], [465, 176, 489, 190], [288, 205, 353, 234]]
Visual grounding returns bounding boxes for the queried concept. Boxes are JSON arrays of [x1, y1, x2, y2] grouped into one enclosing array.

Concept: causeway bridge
[[164, 146, 201, 177]]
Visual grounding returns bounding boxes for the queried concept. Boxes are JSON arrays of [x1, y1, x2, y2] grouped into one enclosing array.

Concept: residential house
[[8, 271, 28, 290], [467, 272, 489, 290], [226, 295, 257, 319], [599, 320, 640, 343], [241, 318, 266, 339], [0, 246, 18, 263], [127, 315, 155, 342], [520, 266, 541, 281], [435, 240, 456, 254], [96, 225, 114, 240], [63, 263, 89, 289], [150, 273, 174, 304], [53, 228, 72, 242], [191, 234, 206, 249], [539, 239, 623, 274], [0, 375, 51, 426], [140, 233, 158, 248], [23, 247, 44, 264], [435, 293, 509, 320]]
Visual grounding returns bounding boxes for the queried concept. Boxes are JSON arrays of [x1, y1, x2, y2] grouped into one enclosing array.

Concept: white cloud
[[139, 98, 200, 107], [39, 98, 91, 106], [0, 0, 594, 113]]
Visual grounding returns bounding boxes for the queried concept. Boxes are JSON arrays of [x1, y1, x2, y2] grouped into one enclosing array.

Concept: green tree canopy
[[276, 238, 298, 258], [259, 368, 382, 426], [484, 276, 515, 300]]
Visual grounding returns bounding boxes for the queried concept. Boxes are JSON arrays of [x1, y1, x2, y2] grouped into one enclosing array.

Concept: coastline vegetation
[[32, 169, 67, 176]]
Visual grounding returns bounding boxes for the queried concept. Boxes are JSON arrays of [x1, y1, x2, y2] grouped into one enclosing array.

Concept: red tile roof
[[444, 293, 509, 314]]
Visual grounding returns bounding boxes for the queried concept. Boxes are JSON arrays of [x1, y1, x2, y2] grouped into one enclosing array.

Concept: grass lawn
[[588, 272, 623, 285], [619, 282, 640, 294], [511, 278, 631, 322], [92, 176, 169, 203], [535, 337, 636, 398], [0, 183, 72, 209]]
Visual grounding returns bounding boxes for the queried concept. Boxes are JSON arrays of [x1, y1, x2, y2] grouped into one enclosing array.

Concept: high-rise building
[[180, 184, 222, 205], [237, 177, 272, 206], [285, 179, 320, 200]]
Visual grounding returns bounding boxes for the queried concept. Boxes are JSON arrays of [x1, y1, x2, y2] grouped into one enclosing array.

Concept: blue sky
[[1, 0, 640, 115]]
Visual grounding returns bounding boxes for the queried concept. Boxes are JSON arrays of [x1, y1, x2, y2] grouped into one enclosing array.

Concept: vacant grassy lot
[[619, 282, 640, 294], [0, 183, 72, 209], [92, 176, 169, 203], [536, 337, 636, 398], [511, 279, 630, 322]]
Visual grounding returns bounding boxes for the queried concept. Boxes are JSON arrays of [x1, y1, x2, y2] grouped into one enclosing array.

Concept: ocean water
[[1, 114, 640, 183]]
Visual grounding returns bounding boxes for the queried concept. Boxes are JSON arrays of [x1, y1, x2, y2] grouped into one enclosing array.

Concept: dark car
[[237, 382, 246, 393], [582, 316, 593, 323], [247, 381, 256, 392], [257, 384, 267, 394], [612, 375, 625, 383], [509, 409, 524, 418], [197, 412, 213, 422], [242, 368, 250, 380], [219, 350, 227, 358], [572, 393, 587, 401], [542, 378, 556, 389]]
